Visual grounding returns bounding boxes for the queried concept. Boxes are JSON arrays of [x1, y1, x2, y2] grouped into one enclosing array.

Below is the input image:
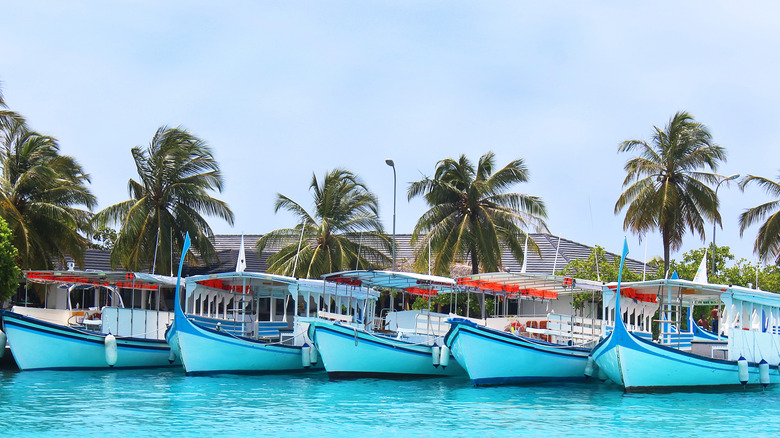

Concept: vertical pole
[[386, 159, 397, 311]]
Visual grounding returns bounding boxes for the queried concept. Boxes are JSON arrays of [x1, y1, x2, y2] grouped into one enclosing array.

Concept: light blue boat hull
[[591, 324, 780, 392], [166, 315, 316, 375], [445, 319, 590, 385], [1, 310, 178, 371], [309, 320, 465, 378]]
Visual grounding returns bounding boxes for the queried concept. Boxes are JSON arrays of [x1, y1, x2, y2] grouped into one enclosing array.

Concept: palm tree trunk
[[470, 244, 485, 317], [663, 228, 671, 278]]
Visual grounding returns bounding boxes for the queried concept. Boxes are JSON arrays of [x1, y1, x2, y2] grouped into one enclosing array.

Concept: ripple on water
[[1, 370, 779, 437]]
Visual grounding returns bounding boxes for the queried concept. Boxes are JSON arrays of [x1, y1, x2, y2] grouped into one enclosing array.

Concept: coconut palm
[[256, 169, 391, 278], [0, 118, 96, 269], [738, 173, 780, 261], [0, 84, 25, 132], [94, 126, 234, 274], [615, 111, 726, 275], [408, 152, 548, 276]]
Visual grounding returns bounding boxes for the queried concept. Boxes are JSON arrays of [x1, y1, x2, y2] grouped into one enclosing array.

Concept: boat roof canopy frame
[[24, 270, 178, 291], [322, 270, 458, 296], [456, 272, 603, 301]]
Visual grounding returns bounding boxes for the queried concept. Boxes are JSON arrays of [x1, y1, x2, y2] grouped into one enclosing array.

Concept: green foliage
[[408, 152, 547, 276], [256, 169, 390, 278], [0, 215, 21, 301], [615, 111, 726, 275], [739, 173, 780, 262], [94, 126, 234, 274], [410, 291, 496, 318], [557, 246, 658, 310], [0, 116, 96, 269], [667, 245, 733, 282], [668, 246, 780, 293], [557, 246, 654, 283], [89, 227, 118, 251]]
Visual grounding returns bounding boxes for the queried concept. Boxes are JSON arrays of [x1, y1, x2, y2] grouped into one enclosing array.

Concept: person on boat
[[710, 308, 719, 334], [697, 314, 710, 330]]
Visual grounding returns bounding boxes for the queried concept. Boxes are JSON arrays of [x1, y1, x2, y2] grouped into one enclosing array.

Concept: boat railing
[[374, 308, 393, 332], [413, 311, 450, 337], [545, 314, 603, 345], [102, 307, 174, 340]]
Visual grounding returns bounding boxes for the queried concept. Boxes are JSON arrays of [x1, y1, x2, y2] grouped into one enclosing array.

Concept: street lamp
[[385, 159, 397, 271], [386, 159, 397, 309], [712, 173, 740, 276]]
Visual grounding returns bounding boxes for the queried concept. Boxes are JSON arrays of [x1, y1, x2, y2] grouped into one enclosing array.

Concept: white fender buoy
[[737, 356, 749, 385], [432, 346, 441, 368], [104, 334, 118, 367], [309, 344, 319, 365], [584, 356, 595, 379], [759, 359, 770, 388], [168, 348, 177, 364], [597, 366, 608, 382], [301, 343, 312, 369], [0, 329, 6, 359], [439, 345, 450, 369]]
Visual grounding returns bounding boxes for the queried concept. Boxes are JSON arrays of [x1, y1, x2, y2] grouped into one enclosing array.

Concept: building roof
[[67, 232, 649, 278]]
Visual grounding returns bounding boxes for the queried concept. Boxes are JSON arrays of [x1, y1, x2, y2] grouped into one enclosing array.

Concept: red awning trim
[[405, 286, 438, 296], [196, 278, 251, 293], [607, 285, 657, 303], [26, 271, 160, 291]]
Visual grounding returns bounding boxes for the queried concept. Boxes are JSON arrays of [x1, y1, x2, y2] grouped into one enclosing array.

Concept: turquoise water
[[1, 369, 779, 437]]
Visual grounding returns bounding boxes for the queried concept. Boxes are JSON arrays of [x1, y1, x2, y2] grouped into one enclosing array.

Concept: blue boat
[[310, 270, 465, 378], [444, 272, 611, 385], [167, 269, 379, 375], [591, 242, 780, 392], [1, 270, 181, 371]]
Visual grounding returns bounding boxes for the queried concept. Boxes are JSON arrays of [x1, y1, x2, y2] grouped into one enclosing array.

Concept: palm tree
[[256, 169, 391, 278], [94, 126, 234, 274], [615, 111, 726, 275], [738, 173, 780, 261], [408, 152, 547, 276], [0, 84, 25, 133], [0, 118, 96, 269]]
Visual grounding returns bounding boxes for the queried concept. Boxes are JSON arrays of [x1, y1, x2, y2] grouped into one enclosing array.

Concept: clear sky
[[2, 1, 779, 269]]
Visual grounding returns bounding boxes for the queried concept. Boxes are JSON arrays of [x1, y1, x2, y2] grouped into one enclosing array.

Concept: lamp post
[[712, 173, 740, 276], [385, 159, 397, 310]]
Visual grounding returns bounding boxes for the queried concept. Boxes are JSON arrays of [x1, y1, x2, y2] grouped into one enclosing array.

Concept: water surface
[[1, 369, 777, 437]]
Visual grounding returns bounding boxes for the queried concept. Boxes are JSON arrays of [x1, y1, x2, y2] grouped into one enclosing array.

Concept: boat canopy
[[185, 272, 379, 300], [25, 270, 178, 291], [322, 270, 457, 296], [297, 278, 380, 300], [603, 278, 731, 307], [456, 272, 603, 300]]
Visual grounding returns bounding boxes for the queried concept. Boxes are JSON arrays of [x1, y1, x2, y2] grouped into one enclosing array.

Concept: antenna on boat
[[152, 226, 161, 274], [588, 196, 600, 282], [293, 218, 307, 277]]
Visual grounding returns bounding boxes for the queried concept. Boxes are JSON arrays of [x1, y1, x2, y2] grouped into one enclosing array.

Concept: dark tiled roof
[[68, 233, 649, 277], [209, 233, 649, 276]]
